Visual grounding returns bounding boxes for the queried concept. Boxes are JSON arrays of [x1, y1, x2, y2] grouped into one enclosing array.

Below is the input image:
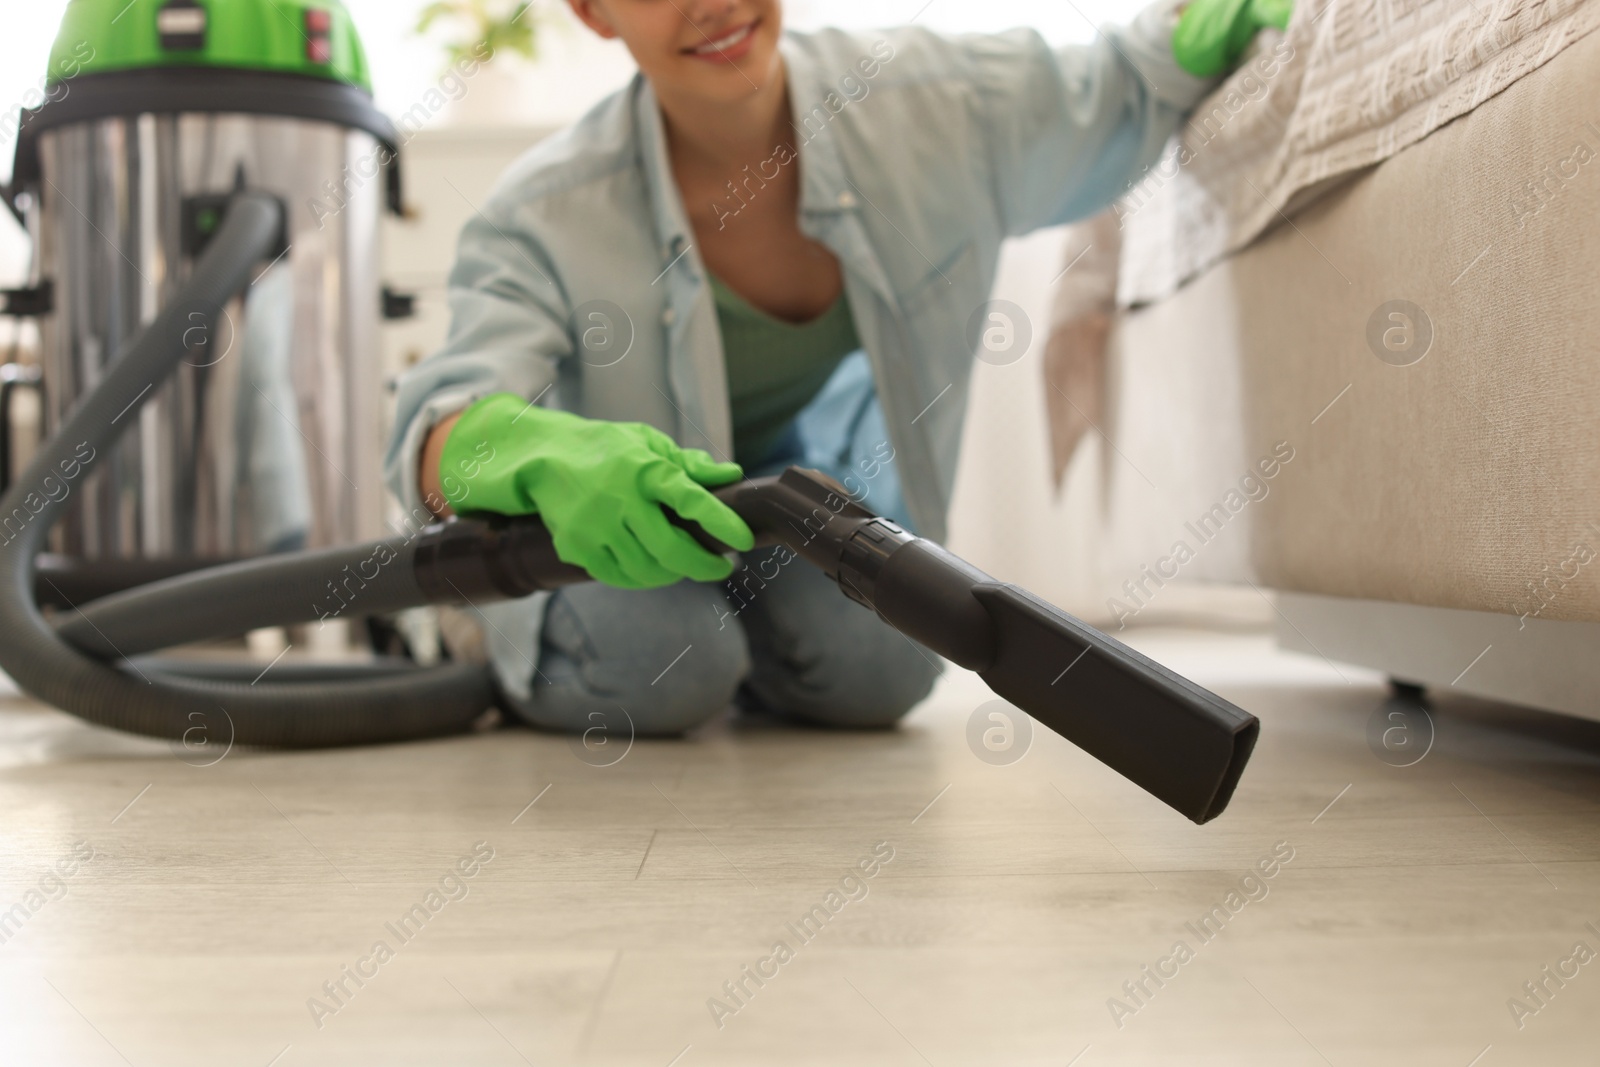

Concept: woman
[[386, 0, 1287, 735]]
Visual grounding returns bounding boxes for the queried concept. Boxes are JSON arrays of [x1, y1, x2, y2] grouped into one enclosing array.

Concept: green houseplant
[[415, 0, 540, 71]]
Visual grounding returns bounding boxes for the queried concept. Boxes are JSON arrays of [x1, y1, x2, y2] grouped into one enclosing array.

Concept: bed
[[1045, 0, 1600, 718]]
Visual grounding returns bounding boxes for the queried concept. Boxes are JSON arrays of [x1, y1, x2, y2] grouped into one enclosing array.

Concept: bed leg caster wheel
[[1389, 679, 1427, 702]]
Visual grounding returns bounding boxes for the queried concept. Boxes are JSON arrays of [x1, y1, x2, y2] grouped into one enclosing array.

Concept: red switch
[[305, 8, 332, 64]]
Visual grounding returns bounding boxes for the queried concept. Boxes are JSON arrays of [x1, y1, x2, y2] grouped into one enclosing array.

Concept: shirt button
[[662, 307, 677, 326], [837, 191, 857, 208]]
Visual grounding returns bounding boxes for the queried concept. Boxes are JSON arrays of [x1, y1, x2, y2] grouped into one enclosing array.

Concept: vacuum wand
[[413, 467, 1260, 823]]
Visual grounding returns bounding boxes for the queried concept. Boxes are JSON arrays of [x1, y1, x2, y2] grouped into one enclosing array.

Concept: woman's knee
[[783, 650, 943, 728], [507, 580, 751, 736], [737, 554, 945, 728], [746, 608, 944, 728]]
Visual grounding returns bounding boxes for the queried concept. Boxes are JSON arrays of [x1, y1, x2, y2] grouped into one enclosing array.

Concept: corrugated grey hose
[[53, 538, 430, 659], [0, 194, 496, 747]]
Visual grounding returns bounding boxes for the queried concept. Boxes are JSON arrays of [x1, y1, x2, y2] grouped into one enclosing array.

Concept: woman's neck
[[654, 52, 844, 323], [657, 59, 792, 173]]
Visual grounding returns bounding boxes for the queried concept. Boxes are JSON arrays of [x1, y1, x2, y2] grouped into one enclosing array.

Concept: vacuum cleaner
[[0, 1, 1257, 824]]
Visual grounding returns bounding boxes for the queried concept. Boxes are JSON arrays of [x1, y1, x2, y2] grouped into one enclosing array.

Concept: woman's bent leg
[[503, 579, 751, 736], [734, 547, 943, 728]]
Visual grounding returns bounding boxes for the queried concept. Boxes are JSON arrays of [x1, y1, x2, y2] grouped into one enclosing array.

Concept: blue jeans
[[501, 544, 943, 735]]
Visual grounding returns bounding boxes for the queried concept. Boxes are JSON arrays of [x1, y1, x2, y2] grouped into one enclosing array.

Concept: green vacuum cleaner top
[[50, 0, 373, 91]]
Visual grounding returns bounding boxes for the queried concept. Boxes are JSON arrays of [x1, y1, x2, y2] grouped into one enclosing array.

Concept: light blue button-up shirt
[[386, 5, 1210, 698]]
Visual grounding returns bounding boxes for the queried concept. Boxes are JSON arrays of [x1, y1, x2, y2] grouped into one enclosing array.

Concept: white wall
[[0, 0, 1140, 283], [344, 0, 1138, 125]]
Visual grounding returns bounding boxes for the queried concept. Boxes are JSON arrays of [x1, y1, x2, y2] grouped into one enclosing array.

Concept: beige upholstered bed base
[[1102, 26, 1600, 630]]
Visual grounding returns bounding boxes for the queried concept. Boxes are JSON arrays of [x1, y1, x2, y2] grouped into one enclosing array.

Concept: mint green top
[[711, 274, 860, 467], [49, 0, 373, 91]]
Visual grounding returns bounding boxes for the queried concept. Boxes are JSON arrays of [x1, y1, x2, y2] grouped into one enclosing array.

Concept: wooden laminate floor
[[2, 628, 1598, 1066]]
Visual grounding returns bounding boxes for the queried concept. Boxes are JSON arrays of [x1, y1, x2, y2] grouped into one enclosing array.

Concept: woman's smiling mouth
[[683, 19, 761, 63]]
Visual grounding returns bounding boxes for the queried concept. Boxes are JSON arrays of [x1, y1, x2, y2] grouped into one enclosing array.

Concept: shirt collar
[[779, 33, 856, 220], [632, 74, 696, 268]]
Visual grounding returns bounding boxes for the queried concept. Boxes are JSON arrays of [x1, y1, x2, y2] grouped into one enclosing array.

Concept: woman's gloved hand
[[439, 392, 753, 589], [1173, 0, 1293, 78]]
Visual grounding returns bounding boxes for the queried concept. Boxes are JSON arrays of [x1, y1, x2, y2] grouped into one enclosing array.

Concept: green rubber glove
[[439, 392, 753, 589], [1173, 0, 1293, 79]]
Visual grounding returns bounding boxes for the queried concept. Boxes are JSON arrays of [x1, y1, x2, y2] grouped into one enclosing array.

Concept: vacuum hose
[[0, 194, 496, 747], [48, 459, 1260, 823], [0, 193, 1260, 822]]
